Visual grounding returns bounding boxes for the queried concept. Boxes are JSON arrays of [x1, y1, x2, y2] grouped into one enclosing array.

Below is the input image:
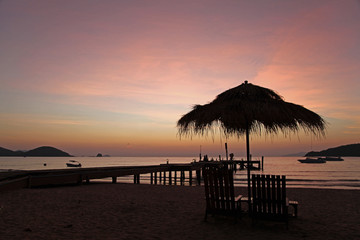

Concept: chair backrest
[[203, 164, 236, 213], [251, 174, 287, 219]]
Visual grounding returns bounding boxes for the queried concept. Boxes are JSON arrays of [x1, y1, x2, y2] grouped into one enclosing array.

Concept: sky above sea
[[0, 0, 359, 157]]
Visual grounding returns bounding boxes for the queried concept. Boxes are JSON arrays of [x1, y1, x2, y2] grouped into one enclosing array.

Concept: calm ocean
[[1, 156, 359, 190]]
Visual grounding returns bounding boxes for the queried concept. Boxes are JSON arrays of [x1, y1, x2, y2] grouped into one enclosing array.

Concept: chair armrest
[[289, 200, 299, 206], [288, 200, 299, 218], [235, 195, 243, 202], [240, 196, 249, 202]]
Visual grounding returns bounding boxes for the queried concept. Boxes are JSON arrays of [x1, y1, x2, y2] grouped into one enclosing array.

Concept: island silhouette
[[0, 146, 72, 157], [305, 143, 360, 157]]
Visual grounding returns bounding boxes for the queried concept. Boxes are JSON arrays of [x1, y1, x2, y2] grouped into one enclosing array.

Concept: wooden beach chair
[[203, 164, 242, 221], [250, 174, 298, 228]]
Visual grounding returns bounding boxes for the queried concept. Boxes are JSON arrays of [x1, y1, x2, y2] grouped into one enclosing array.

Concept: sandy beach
[[0, 183, 359, 240]]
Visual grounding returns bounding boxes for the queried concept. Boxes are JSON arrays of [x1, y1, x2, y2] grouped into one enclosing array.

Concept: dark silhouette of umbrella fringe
[[177, 81, 326, 209], [177, 81, 326, 138]]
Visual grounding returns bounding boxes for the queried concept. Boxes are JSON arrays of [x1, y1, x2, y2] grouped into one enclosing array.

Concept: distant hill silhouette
[[0, 146, 72, 157], [305, 143, 360, 157], [25, 146, 72, 157], [0, 147, 18, 156]]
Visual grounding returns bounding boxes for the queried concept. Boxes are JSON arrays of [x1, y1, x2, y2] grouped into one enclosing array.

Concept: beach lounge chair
[[250, 174, 298, 228], [203, 164, 242, 221]]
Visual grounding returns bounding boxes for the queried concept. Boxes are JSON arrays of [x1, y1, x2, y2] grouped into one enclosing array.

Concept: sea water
[[1, 156, 359, 190]]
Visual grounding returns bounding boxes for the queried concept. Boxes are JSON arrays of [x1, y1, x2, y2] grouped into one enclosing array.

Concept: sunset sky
[[1, 0, 359, 157]]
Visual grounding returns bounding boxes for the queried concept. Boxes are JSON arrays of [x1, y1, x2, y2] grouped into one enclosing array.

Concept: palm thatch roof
[[177, 81, 326, 138]]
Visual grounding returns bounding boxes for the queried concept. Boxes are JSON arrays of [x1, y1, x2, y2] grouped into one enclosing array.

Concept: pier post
[[163, 171, 166, 185], [225, 142, 228, 161], [261, 156, 264, 171], [154, 172, 157, 185], [85, 176, 90, 184], [78, 174, 83, 185], [196, 169, 201, 185], [150, 173, 153, 184], [180, 171, 185, 185], [189, 170, 192, 186], [133, 174, 140, 184], [169, 171, 172, 185], [174, 171, 177, 185], [112, 176, 117, 183]]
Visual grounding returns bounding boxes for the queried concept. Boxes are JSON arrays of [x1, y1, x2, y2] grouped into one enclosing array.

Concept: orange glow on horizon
[[1, 1, 359, 156]]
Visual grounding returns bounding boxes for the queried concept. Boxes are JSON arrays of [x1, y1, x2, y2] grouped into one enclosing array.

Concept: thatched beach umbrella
[[177, 81, 326, 206]]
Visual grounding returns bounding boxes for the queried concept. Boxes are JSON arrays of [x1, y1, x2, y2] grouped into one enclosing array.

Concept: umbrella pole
[[246, 125, 251, 213]]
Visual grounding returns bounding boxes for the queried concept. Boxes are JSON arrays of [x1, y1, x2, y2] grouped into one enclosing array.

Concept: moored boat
[[320, 156, 344, 161], [298, 157, 326, 163], [66, 160, 82, 167]]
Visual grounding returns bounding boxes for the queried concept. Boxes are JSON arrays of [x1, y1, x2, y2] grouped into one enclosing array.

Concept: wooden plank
[[208, 167, 216, 210], [251, 174, 256, 214], [276, 175, 281, 214], [229, 168, 235, 210], [261, 175, 266, 213], [256, 175, 261, 213], [266, 175, 271, 214], [271, 175, 276, 214], [221, 167, 230, 210], [214, 168, 221, 210], [203, 168, 211, 214], [282, 175, 286, 215]]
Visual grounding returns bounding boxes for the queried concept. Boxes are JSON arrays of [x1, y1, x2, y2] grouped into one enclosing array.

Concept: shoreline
[[1, 183, 359, 240]]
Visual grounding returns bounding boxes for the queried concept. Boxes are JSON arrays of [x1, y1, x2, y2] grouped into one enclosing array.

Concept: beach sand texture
[[0, 183, 359, 240]]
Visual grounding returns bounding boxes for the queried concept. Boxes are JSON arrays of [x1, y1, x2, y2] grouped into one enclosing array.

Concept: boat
[[66, 160, 82, 167], [319, 156, 344, 161], [298, 157, 326, 163]]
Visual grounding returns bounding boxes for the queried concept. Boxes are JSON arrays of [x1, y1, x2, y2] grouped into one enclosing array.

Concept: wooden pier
[[0, 159, 264, 192]]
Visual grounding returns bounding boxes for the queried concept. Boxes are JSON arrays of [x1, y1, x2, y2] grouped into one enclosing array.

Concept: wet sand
[[0, 183, 359, 240]]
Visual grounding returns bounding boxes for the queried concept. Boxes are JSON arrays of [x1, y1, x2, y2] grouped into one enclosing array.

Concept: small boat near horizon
[[66, 160, 82, 167], [298, 157, 326, 164], [319, 156, 344, 161]]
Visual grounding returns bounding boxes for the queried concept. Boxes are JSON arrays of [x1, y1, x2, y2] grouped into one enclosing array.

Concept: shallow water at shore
[[1, 156, 359, 190]]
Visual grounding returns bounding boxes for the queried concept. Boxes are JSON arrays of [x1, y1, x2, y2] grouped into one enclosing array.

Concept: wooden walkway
[[0, 160, 263, 192], [0, 163, 203, 191]]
